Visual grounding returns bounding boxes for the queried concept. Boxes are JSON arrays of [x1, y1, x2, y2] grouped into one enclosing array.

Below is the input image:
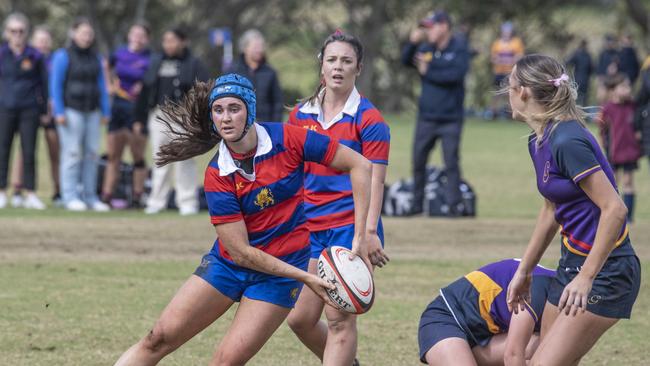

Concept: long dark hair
[[303, 30, 364, 106], [156, 79, 221, 167]]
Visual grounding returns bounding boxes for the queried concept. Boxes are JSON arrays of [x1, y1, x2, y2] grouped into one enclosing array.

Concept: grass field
[[1, 116, 648, 365]]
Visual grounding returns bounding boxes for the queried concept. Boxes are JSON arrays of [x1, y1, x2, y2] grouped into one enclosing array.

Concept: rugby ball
[[317, 246, 374, 314]]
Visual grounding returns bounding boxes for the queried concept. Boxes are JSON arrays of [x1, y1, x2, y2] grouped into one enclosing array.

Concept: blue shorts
[[309, 221, 384, 259], [418, 295, 475, 363], [193, 251, 309, 309], [548, 255, 641, 319]]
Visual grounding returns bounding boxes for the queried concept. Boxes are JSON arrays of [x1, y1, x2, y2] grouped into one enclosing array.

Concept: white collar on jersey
[[217, 122, 272, 181], [298, 86, 361, 130]]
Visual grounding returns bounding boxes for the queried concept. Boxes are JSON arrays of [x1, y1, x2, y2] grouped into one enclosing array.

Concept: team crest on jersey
[[303, 125, 318, 131], [542, 161, 550, 183], [254, 188, 275, 209], [290, 287, 299, 300]]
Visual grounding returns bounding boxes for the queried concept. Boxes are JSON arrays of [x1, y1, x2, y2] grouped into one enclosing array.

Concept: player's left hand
[[350, 234, 371, 271], [558, 273, 593, 316], [366, 231, 389, 268]]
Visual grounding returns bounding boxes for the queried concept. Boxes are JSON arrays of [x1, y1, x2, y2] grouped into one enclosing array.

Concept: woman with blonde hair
[[506, 54, 640, 366]]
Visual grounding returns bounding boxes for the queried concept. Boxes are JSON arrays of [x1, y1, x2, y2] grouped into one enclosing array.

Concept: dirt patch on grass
[[2, 215, 647, 262]]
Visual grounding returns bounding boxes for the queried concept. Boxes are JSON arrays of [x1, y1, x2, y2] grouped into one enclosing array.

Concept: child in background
[[598, 73, 642, 221]]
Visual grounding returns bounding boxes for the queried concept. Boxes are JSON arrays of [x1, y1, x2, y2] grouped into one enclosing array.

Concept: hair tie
[[333, 28, 344, 36], [548, 73, 569, 87]]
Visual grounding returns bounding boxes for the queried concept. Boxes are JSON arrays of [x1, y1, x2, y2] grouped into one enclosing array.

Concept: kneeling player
[[418, 259, 555, 366]]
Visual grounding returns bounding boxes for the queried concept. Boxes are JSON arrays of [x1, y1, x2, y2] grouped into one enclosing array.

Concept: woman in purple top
[[506, 54, 640, 366], [101, 22, 151, 208]]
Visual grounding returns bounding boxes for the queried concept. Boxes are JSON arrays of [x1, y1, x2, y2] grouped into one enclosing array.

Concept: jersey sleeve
[[551, 129, 602, 183], [359, 107, 390, 165], [203, 166, 243, 225], [285, 124, 339, 166]]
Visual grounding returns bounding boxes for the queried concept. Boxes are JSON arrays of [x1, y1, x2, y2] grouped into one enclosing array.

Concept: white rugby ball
[[317, 246, 374, 314]]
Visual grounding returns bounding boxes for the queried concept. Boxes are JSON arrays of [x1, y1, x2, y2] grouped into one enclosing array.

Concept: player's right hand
[[506, 270, 532, 314], [55, 115, 66, 126], [304, 273, 338, 308]]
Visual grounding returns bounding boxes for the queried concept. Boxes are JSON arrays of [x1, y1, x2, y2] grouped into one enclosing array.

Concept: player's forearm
[[232, 246, 309, 283], [365, 164, 386, 234], [519, 201, 558, 274], [349, 157, 372, 241], [580, 204, 627, 279]]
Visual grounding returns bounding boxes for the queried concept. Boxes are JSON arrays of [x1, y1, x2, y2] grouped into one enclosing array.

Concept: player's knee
[[133, 160, 146, 169], [141, 327, 173, 356], [327, 314, 355, 335]]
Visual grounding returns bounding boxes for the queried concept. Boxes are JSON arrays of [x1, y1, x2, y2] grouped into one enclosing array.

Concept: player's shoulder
[[549, 120, 589, 147]]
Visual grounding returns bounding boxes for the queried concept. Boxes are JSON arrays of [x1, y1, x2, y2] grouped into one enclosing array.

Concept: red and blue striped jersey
[[287, 88, 390, 231], [204, 122, 339, 266]]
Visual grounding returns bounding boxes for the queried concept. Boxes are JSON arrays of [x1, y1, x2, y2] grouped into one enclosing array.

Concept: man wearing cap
[[401, 10, 469, 217]]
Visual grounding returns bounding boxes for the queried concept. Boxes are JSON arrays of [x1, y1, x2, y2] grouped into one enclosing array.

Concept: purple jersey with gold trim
[[440, 259, 555, 347], [529, 121, 635, 266]]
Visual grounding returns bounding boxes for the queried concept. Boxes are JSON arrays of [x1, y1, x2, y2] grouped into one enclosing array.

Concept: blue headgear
[[208, 73, 256, 141]]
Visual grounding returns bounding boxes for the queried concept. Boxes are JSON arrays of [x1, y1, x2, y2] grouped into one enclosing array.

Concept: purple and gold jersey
[[529, 121, 635, 266], [109, 46, 150, 101], [439, 259, 555, 347]]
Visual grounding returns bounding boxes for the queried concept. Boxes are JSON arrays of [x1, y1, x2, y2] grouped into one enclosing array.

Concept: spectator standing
[[566, 39, 593, 106], [598, 74, 642, 221], [50, 18, 111, 212], [618, 34, 640, 86], [401, 10, 469, 216], [135, 27, 209, 215], [100, 22, 151, 208], [227, 29, 283, 122], [0, 13, 48, 210], [489, 21, 525, 119], [596, 34, 620, 103]]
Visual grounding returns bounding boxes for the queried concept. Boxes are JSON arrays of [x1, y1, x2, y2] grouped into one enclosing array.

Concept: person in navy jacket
[[0, 12, 48, 210], [402, 10, 469, 216]]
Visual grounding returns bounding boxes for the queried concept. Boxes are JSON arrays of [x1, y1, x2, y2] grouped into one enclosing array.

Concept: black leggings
[[0, 107, 40, 190]]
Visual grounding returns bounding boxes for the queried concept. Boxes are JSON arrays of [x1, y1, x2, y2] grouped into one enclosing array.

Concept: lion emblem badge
[[254, 188, 275, 209]]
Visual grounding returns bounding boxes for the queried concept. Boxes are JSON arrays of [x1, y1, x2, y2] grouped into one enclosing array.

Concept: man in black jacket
[[402, 11, 469, 216], [227, 29, 283, 122], [566, 40, 593, 106]]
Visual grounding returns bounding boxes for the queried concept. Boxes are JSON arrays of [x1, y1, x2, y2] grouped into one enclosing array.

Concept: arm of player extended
[[503, 310, 537, 366], [327, 144, 373, 258], [508, 199, 558, 312], [214, 220, 336, 305], [574, 171, 627, 282]]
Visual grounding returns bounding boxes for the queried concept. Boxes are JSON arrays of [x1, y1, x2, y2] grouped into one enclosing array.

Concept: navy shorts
[[612, 161, 638, 172], [309, 221, 384, 259], [548, 255, 641, 319], [193, 251, 309, 309], [108, 97, 146, 134], [418, 295, 475, 363]]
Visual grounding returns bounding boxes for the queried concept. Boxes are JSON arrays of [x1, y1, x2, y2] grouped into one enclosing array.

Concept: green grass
[[1, 257, 648, 365]]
